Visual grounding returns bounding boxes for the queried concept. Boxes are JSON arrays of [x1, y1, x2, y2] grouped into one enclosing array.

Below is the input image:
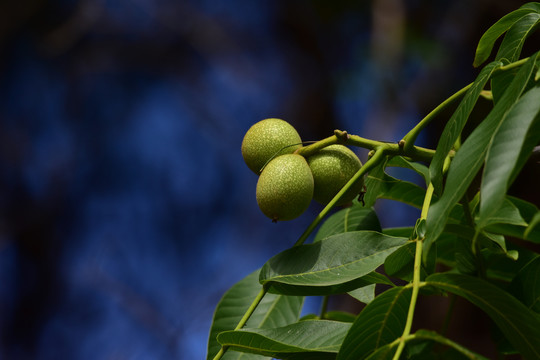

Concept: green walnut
[[241, 118, 302, 175], [307, 144, 363, 206], [256, 154, 314, 221]]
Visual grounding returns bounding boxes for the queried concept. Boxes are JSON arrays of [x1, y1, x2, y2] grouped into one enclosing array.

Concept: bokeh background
[[0, 0, 537, 359]]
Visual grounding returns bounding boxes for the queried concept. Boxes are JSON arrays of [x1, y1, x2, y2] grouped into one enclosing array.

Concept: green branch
[[393, 182, 435, 360], [386, 330, 490, 360], [401, 83, 472, 153], [296, 130, 437, 163], [212, 287, 267, 360], [400, 56, 530, 153]]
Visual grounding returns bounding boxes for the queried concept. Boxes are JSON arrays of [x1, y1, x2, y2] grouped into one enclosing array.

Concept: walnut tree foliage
[[208, 3, 540, 359]]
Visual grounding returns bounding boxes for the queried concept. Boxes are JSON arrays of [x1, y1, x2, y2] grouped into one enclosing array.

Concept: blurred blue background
[[0, 1, 534, 359]]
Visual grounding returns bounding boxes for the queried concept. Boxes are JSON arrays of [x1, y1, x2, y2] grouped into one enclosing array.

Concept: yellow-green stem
[[401, 83, 472, 153], [392, 183, 435, 360], [401, 56, 530, 153], [498, 56, 529, 71], [296, 132, 437, 163], [211, 287, 267, 360], [389, 329, 490, 360]]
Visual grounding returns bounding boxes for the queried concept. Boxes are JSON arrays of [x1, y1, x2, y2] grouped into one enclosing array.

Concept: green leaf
[[382, 227, 414, 238], [479, 85, 540, 228], [509, 196, 540, 220], [365, 169, 427, 210], [479, 197, 528, 230], [217, 320, 351, 359], [495, 13, 540, 63], [426, 273, 540, 360], [337, 286, 412, 360], [324, 311, 358, 323], [484, 197, 540, 242], [525, 212, 540, 239], [433, 233, 464, 268], [364, 344, 397, 360], [510, 109, 540, 184], [348, 284, 376, 305], [363, 158, 388, 208], [521, 2, 540, 12], [483, 240, 538, 283], [482, 232, 511, 254], [473, 8, 537, 67], [386, 156, 430, 185], [490, 67, 516, 104], [509, 256, 540, 313], [265, 271, 392, 297], [429, 61, 503, 193], [260, 231, 405, 295], [469, 197, 527, 253], [384, 242, 428, 281], [207, 270, 303, 360], [483, 247, 526, 282], [425, 53, 539, 257], [314, 206, 382, 242], [485, 222, 540, 243], [506, 196, 540, 242], [443, 222, 521, 274]]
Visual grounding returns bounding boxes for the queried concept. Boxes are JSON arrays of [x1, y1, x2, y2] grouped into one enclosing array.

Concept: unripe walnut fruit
[[256, 154, 314, 221], [241, 118, 302, 175], [307, 144, 363, 206]]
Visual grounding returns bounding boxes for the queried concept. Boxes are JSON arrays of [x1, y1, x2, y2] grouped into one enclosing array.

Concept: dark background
[[0, 1, 536, 359]]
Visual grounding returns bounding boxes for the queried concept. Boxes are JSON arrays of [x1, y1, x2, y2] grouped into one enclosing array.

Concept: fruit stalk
[[297, 131, 438, 163]]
